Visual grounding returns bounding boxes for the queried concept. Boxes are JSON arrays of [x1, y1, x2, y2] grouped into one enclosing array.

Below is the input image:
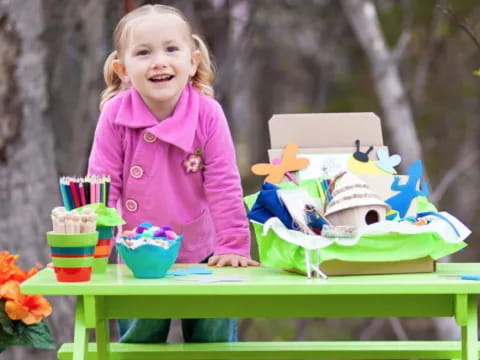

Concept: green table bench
[[21, 263, 480, 360]]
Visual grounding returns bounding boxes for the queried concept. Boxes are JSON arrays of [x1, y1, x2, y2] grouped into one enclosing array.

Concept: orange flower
[[0, 251, 41, 284], [1, 280, 52, 325]]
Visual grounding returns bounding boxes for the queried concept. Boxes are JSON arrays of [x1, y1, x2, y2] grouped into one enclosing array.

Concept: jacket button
[[125, 199, 138, 212], [144, 132, 156, 143], [130, 165, 144, 179]]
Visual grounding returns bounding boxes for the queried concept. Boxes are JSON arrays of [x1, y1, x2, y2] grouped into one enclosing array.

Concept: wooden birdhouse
[[325, 172, 389, 228]]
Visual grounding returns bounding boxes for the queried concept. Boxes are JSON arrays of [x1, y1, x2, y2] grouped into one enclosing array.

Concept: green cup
[[92, 226, 113, 273], [47, 231, 98, 282]]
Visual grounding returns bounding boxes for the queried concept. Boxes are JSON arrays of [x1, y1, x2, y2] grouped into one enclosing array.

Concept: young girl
[[88, 4, 258, 343]]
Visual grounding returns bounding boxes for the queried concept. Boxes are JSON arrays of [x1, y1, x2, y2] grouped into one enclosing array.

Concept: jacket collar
[[116, 84, 199, 153]]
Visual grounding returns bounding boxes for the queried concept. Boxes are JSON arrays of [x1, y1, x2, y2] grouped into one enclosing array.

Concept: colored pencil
[[69, 180, 80, 208], [105, 177, 110, 206], [99, 181, 104, 205], [59, 178, 70, 210], [84, 181, 90, 205], [79, 181, 86, 206]]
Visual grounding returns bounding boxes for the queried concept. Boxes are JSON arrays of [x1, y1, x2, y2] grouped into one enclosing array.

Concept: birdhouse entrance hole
[[365, 210, 380, 225]]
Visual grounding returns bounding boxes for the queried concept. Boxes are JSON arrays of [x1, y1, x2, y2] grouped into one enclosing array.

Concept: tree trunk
[[0, 0, 58, 359], [341, 0, 422, 169], [341, 0, 460, 341], [0, 1, 120, 359]]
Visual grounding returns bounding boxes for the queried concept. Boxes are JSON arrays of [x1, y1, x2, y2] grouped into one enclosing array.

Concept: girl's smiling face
[[113, 13, 200, 120]]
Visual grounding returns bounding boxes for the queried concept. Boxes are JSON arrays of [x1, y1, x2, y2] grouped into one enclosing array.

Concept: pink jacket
[[88, 84, 251, 263]]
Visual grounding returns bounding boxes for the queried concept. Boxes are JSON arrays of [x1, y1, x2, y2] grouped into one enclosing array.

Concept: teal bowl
[[116, 236, 182, 278]]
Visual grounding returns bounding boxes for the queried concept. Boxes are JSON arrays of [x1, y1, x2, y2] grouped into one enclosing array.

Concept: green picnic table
[[21, 263, 480, 360]]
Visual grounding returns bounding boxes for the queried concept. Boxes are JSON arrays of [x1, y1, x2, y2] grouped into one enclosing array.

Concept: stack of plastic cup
[[47, 231, 98, 282]]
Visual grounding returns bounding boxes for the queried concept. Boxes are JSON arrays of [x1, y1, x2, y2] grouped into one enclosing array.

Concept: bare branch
[[412, 0, 446, 104], [392, 0, 412, 61], [438, 4, 480, 53], [430, 150, 480, 203]]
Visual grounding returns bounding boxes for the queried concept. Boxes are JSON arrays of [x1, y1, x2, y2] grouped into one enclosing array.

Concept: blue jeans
[[118, 317, 237, 343], [118, 255, 237, 343]]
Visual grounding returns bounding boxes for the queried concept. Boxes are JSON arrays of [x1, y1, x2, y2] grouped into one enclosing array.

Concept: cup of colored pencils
[[59, 175, 111, 210]]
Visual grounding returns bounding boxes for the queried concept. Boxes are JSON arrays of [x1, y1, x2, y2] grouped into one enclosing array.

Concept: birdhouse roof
[[325, 172, 389, 216]]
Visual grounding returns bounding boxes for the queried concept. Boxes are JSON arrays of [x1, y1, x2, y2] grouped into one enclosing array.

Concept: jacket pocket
[[178, 210, 215, 261]]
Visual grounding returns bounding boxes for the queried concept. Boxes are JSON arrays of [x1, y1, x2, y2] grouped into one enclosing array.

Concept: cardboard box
[[268, 112, 383, 149], [260, 112, 434, 276], [284, 257, 435, 277]]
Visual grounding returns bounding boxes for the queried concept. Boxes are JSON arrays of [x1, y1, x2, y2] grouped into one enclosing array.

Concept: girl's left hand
[[208, 254, 260, 268]]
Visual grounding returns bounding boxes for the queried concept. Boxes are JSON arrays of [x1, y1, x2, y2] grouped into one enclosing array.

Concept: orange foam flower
[[1, 281, 52, 325]]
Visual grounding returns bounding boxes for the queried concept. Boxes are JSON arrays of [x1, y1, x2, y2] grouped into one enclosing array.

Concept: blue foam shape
[[167, 266, 213, 276], [187, 266, 213, 275], [167, 269, 188, 276], [461, 274, 480, 281]]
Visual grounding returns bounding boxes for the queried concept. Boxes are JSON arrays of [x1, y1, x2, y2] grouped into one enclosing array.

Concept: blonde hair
[[100, 4, 215, 109]]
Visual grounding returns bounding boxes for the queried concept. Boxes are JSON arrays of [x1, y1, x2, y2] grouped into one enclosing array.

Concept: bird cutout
[[385, 160, 429, 218], [251, 142, 310, 184], [375, 147, 401, 174], [347, 139, 391, 175]]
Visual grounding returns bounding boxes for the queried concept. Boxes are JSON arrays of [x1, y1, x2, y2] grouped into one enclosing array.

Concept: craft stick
[[64, 213, 74, 233], [72, 213, 81, 233]]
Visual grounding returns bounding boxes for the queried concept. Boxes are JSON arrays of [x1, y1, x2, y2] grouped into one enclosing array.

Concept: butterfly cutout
[[375, 148, 401, 174], [251, 143, 310, 184]]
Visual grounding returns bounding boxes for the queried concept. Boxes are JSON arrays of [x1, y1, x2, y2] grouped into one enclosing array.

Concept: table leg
[[461, 294, 478, 360], [95, 296, 110, 360], [72, 297, 88, 360]]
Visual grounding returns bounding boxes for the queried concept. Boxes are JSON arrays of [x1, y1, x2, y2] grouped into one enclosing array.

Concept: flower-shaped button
[[143, 132, 156, 143], [125, 199, 138, 212], [130, 165, 143, 179]]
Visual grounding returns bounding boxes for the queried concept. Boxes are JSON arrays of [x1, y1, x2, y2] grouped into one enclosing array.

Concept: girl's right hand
[[208, 254, 260, 268]]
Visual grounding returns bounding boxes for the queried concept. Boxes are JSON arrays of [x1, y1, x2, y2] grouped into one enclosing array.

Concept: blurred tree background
[[1, 0, 480, 359]]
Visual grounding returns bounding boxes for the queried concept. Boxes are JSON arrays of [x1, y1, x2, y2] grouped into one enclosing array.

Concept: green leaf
[[22, 321, 56, 349], [473, 68, 480, 76], [0, 302, 15, 336], [0, 320, 55, 349]]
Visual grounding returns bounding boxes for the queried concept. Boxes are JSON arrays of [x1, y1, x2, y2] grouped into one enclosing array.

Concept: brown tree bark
[[0, 1, 120, 359]]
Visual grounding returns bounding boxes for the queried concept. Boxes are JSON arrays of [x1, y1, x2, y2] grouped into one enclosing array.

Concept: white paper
[[298, 153, 351, 179], [260, 211, 469, 251], [175, 276, 244, 283]]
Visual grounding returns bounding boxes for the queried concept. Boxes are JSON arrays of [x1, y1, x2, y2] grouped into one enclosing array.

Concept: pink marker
[[272, 158, 299, 185]]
